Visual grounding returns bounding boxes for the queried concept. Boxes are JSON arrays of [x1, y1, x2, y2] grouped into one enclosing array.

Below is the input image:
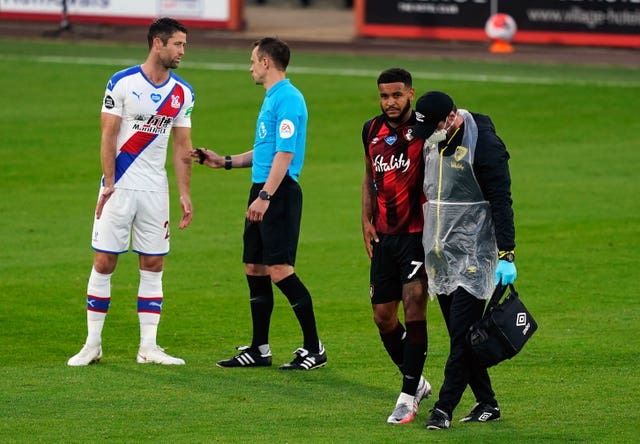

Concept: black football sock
[[401, 320, 427, 395], [380, 322, 405, 369], [276, 273, 320, 353], [246, 275, 274, 349]]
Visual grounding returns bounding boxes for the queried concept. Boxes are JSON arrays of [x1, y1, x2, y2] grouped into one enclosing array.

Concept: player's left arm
[[172, 126, 193, 230]]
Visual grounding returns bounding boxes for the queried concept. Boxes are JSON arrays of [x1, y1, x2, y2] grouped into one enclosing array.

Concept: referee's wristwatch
[[498, 250, 515, 262], [258, 190, 272, 201]]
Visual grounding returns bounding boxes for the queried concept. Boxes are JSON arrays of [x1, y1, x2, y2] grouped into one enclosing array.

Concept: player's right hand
[[362, 220, 379, 259], [95, 185, 115, 219], [178, 195, 193, 230]]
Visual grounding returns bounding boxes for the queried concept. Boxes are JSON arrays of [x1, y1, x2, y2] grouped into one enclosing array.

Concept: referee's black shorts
[[369, 232, 426, 304], [243, 175, 302, 266]]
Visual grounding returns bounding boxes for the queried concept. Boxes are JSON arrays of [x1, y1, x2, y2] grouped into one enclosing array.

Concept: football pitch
[[0, 39, 638, 443]]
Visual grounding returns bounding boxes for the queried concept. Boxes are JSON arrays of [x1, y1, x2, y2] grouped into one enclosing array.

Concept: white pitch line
[[2, 54, 639, 88]]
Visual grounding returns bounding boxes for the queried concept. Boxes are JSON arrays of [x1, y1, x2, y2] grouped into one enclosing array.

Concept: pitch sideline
[[2, 54, 638, 88]]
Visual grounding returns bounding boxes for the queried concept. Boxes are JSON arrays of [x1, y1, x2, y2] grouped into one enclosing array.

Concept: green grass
[[1, 38, 639, 443]]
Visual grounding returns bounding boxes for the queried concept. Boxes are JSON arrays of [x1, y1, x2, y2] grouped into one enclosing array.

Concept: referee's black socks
[[276, 273, 320, 353], [247, 274, 274, 349]]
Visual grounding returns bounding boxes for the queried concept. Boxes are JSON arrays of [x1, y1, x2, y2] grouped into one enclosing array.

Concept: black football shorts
[[243, 176, 302, 266], [369, 232, 426, 304]]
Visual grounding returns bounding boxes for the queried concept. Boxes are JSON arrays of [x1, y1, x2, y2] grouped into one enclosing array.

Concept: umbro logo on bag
[[516, 312, 532, 335]]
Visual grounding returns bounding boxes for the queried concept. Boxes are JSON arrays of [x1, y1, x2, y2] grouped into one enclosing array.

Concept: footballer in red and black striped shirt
[[360, 68, 429, 425], [362, 111, 425, 235]]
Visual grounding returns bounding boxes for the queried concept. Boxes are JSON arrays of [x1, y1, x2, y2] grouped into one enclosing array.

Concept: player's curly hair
[[147, 17, 188, 49], [377, 68, 412, 87]]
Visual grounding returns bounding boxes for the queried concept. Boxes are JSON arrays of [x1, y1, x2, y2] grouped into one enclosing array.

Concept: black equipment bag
[[467, 284, 537, 368]]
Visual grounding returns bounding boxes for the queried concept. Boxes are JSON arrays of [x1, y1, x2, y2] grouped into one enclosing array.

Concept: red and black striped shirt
[[362, 112, 425, 235]]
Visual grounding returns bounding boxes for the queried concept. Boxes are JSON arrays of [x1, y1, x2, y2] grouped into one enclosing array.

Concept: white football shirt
[[101, 65, 195, 192]]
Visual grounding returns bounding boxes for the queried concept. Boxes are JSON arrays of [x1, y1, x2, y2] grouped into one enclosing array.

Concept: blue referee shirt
[[252, 79, 308, 183]]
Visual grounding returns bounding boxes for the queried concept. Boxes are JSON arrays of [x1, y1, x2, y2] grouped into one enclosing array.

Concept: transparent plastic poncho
[[422, 110, 497, 300]]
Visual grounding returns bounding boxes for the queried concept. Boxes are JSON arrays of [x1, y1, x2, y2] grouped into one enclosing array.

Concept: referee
[[193, 37, 326, 371]]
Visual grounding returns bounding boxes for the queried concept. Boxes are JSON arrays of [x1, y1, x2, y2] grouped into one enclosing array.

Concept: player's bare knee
[[93, 252, 117, 274], [139, 255, 163, 272], [373, 305, 398, 332], [245, 263, 268, 276], [268, 264, 294, 283]]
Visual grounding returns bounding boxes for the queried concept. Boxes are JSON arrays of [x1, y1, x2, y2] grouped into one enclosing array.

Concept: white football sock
[[137, 269, 163, 349], [86, 267, 112, 346]]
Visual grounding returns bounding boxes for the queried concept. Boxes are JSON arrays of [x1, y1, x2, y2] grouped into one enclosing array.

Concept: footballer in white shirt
[[68, 17, 195, 367]]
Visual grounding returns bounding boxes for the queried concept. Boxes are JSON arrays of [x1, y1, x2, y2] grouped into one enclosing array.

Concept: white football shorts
[[91, 187, 170, 255]]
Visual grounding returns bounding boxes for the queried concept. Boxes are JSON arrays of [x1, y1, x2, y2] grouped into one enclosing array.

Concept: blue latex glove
[[495, 260, 517, 285]]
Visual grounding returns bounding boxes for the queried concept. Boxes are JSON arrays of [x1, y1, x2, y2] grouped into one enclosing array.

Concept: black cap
[[413, 91, 455, 139]]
